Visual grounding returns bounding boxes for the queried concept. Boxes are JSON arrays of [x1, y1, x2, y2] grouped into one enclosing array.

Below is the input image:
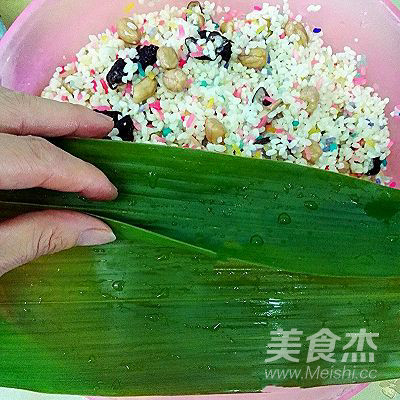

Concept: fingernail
[[93, 112, 114, 129], [77, 229, 117, 247], [109, 183, 119, 200], [94, 111, 114, 123]]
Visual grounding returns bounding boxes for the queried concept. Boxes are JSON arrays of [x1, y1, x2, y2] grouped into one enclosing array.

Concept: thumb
[[0, 210, 116, 276]]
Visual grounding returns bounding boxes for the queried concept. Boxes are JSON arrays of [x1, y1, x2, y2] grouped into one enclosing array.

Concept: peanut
[[195, 13, 206, 27], [163, 69, 188, 92], [238, 48, 267, 69], [338, 160, 351, 174], [303, 140, 323, 165], [220, 21, 234, 34], [190, 136, 203, 149], [284, 20, 309, 46], [205, 118, 227, 144], [188, 11, 205, 26], [187, 1, 202, 12], [187, 1, 205, 26], [157, 46, 179, 70], [301, 86, 320, 114], [117, 17, 141, 45], [133, 77, 157, 104]]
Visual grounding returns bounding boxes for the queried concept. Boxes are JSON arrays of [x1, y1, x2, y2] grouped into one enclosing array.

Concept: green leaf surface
[[0, 140, 399, 396], [0, 213, 399, 395], [1, 139, 400, 277]]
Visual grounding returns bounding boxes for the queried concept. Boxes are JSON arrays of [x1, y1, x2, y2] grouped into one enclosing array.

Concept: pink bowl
[[0, 1, 399, 399]]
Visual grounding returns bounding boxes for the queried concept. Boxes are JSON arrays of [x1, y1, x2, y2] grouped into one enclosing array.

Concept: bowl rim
[[1, 0, 399, 52], [0, 0, 48, 65], [1, 0, 45, 46], [1, 0, 399, 67]]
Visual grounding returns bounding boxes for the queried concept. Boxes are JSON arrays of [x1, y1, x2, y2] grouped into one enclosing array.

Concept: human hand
[[0, 86, 117, 276]]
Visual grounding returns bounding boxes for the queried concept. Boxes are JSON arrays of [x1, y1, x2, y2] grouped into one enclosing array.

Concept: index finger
[[0, 86, 113, 138]]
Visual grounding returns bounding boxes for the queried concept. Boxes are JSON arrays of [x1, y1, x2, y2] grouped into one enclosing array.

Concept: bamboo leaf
[[1, 140, 400, 396], [1, 139, 400, 277], [0, 209, 399, 395]]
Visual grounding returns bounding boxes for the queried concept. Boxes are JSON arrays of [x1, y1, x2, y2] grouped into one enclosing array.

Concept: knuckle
[[33, 226, 68, 257], [0, 90, 36, 135], [24, 136, 55, 167]]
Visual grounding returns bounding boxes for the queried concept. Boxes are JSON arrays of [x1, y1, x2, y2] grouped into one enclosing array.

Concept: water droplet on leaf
[[304, 200, 319, 210], [283, 183, 294, 194], [250, 234, 264, 246], [278, 213, 292, 225], [156, 288, 170, 298], [387, 234, 399, 243], [212, 323, 221, 331], [148, 171, 158, 188], [350, 194, 360, 205], [112, 280, 125, 291], [77, 195, 89, 203], [93, 248, 106, 254]]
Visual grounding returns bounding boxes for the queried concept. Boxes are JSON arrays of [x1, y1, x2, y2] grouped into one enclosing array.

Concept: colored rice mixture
[[41, 0, 393, 183]]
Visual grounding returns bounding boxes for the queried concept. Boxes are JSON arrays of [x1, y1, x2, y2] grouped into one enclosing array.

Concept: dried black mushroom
[[253, 87, 272, 106], [253, 87, 284, 118], [94, 110, 134, 141], [185, 30, 232, 67], [198, 30, 208, 39], [106, 46, 160, 90], [263, 98, 272, 107], [208, 31, 232, 66], [135, 45, 159, 70], [366, 157, 382, 176], [106, 58, 127, 89], [115, 115, 135, 141], [254, 136, 271, 145]]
